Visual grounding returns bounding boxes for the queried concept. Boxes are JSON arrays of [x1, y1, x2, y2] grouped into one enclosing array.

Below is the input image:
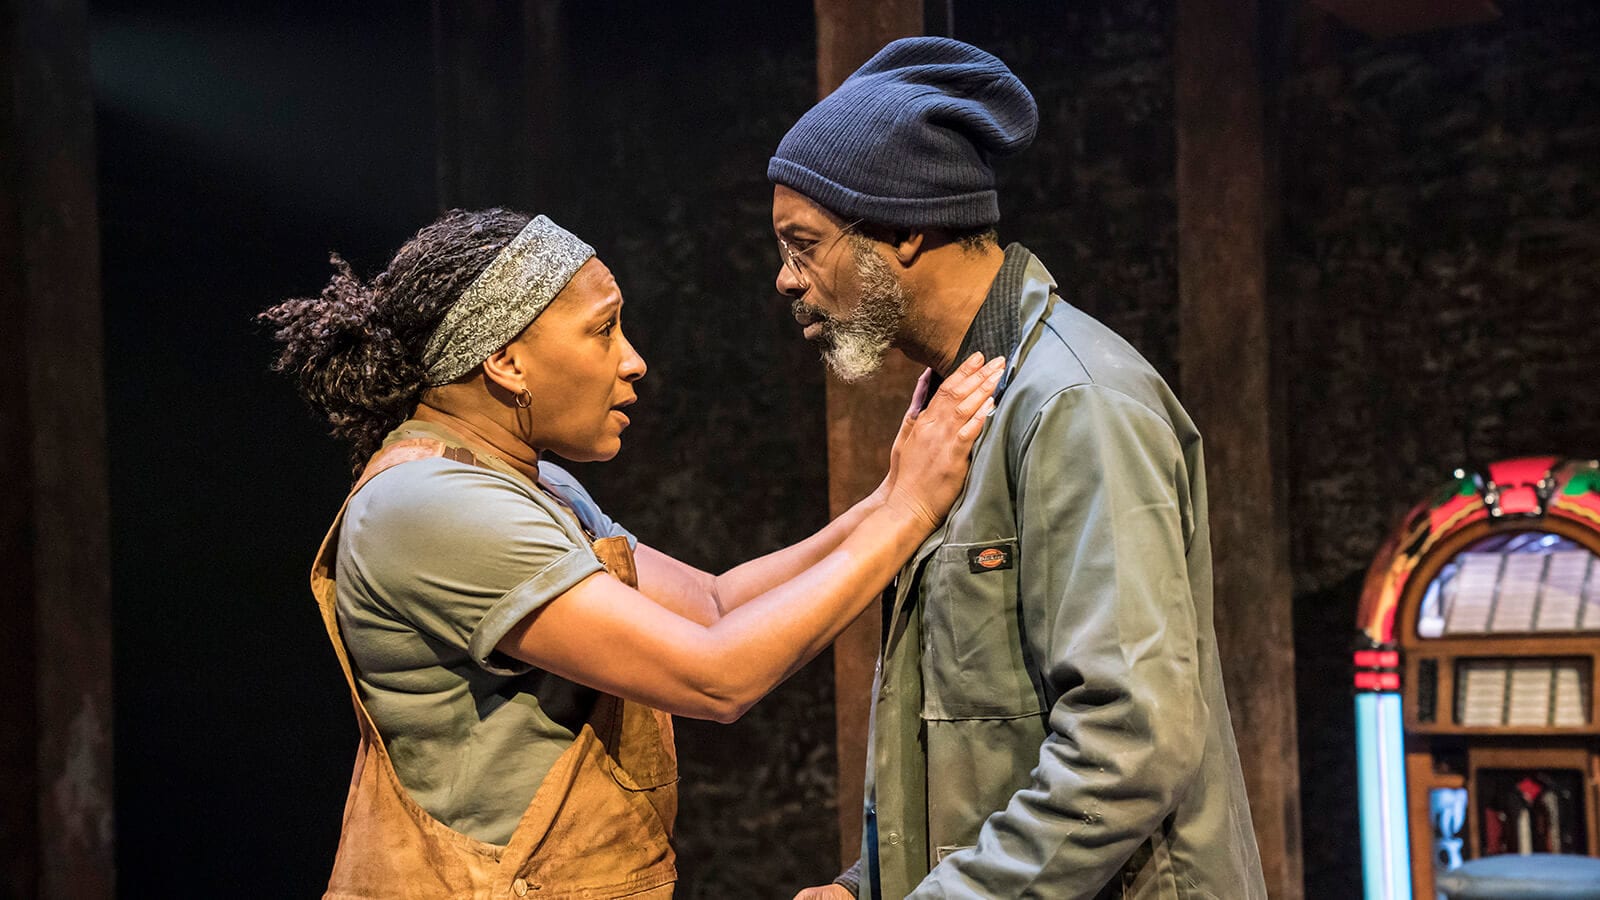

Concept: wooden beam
[[1311, 0, 1499, 39], [811, 0, 923, 869], [0, 0, 115, 896], [433, 0, 566, 211], [1175, 0, 1304, 897]]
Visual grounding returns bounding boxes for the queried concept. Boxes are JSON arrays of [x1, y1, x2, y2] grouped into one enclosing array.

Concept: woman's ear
[[481, 346, 524, 395]]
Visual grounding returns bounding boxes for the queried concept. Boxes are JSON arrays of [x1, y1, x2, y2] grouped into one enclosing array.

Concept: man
[[772, 37, 1267, 899]]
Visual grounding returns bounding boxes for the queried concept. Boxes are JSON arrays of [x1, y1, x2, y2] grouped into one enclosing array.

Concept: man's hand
[[792, 885, 853, 900]]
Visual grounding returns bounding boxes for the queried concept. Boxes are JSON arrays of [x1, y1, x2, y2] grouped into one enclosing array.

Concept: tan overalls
[[310, 437, 678, 899]]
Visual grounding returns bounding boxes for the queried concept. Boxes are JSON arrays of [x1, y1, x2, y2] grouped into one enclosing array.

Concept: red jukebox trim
[[1354, 648, 1403, 693]]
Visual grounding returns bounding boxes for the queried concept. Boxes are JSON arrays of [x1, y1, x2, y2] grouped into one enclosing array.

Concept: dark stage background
[[93, 2, 443, 896], [91, 1, 1600, 897]]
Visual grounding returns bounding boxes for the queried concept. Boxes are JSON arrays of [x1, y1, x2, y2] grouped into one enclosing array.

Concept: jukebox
[[1355, 457, 1600, 899]]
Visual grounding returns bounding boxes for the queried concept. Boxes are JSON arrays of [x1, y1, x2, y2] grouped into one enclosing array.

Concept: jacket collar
[[959, 244, 1058, 402]]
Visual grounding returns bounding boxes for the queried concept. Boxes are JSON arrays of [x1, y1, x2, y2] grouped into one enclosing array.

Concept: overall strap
[[309, 438, 491, 740], [354, 438, 483, 493]]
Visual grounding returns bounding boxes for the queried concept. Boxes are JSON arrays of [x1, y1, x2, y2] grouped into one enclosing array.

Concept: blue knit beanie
[[769, 36, 1037, 230]]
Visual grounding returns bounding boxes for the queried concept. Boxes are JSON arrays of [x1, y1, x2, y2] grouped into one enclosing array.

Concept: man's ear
[[889, 229, 925, 266]]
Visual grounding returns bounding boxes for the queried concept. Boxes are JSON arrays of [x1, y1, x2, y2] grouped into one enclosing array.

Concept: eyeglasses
[[778, 219, 862, 291]]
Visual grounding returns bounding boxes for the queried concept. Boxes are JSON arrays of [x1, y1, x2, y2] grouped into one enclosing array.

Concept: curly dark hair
[[258, 208, 530, 474]]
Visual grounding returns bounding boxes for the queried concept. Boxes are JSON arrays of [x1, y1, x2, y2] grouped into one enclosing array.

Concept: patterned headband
[[421, 215, 596, 385]]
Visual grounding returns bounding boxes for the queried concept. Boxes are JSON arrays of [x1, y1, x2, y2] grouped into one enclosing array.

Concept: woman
[[261, 208, 1001, 899]]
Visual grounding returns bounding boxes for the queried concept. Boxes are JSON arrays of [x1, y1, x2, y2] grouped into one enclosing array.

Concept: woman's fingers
[[925, 355, 1002, 424], [956, 363, 1005, 419], [958, 397, 997, 441], [929, 357, 1004, 427], [930, 353, 988, 411], [883, 353, 1000, 524], [951, 351, 987, 381]]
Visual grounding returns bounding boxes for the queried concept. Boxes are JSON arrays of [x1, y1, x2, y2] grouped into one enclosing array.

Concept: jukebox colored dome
[[1357, 457, 1600, 645]]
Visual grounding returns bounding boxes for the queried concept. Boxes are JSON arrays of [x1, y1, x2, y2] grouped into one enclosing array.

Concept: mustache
[[791, 298, 829, 323]]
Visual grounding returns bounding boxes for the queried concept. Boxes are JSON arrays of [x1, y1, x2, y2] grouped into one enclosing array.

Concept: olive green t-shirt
[[334, 424, 635, 845]]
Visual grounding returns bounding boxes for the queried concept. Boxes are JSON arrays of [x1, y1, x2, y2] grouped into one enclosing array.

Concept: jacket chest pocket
[[918, 539, 1045, 720]]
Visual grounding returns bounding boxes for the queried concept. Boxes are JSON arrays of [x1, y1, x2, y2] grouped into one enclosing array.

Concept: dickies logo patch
[[968, 545, 1013, 573]]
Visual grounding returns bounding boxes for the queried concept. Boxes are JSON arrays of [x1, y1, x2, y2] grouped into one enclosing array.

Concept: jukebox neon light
[[1355, 457, 1600, 899]]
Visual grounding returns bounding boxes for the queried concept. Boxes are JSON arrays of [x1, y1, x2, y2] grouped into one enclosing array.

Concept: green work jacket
[[861, 251, 1267, 899]]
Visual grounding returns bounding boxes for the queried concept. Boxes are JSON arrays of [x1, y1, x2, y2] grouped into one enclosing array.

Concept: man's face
[[771, 185, 909, 382]]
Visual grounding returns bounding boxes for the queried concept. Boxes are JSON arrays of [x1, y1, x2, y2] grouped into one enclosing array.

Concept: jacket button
[[887, 831, 902, 846], [513, 878, 529, 896]]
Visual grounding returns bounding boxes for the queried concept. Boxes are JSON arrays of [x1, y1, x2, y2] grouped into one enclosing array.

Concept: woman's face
[[501, 257, 646, 462]]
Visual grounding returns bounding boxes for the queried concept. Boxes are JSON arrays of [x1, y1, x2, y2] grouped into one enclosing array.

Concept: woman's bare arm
[[628, 492, 883, 626], [630, 369, 941, 626], [497, 354, 1000, 720]]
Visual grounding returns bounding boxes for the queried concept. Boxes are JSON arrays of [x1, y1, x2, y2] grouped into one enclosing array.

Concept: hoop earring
[[514, 388, 533, 409]]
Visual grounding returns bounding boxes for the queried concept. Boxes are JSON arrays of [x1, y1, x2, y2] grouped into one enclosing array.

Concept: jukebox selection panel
[[1417, 533, 1598, 731], [1455, 658, 1587, 729]]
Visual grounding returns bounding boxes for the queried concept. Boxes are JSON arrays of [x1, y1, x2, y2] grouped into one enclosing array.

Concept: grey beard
[[819, 236, 908, 383]]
